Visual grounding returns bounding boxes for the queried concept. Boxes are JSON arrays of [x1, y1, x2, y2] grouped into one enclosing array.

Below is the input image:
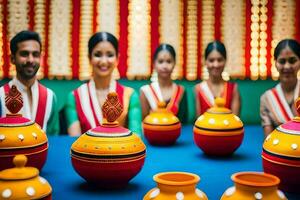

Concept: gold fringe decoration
[[78, 0, 93, 80], [221, 0, 246, 79], [7, 0, 29, 78], [271, 0, 296, 80], [48, 0, 72, 79], [258, 0, 268, 80], [250, 0, 267, 80], [34, 0, 46, 79], [201, 0, 215, 80], [186, 0, 198, 81], [159, 0, 184, 80], [0, 3, 3, 79], [97, 0, 120, 79], [127, 0, 151, 79], [98, 0, 119, 38]]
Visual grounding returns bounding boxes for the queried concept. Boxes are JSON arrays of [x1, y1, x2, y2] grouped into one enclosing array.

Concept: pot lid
[[0, 155, 38, 181], [275, 98, 300, 134], [0, 155, 52, 199], [143, 102, 180, 125], [207, 97, 231, 114], [194, 98, 243, 130]]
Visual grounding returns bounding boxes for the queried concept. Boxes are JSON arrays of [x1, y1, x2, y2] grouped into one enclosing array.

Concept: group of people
[[0, 30, 300, 138]]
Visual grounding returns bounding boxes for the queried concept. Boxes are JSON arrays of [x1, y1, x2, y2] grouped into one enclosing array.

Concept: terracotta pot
[[193, 98, 244, 156], [0, 155, 52, 200], [262, 104, 300, 192], [0, 85, 48, 171], [143, 172, 208, 200], [71, 92, 146, 187], [143, 102, 181, 145], [221, 172, 287, 200]]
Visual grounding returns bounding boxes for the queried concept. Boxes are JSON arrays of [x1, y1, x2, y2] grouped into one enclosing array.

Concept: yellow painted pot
[[262, 98, 300, 193], [143, 102, 181, 145], [221, 172, 287, 200], [0, 155, 52, 200], [193, 98, 244, 155], [0, 85, 48, 171], [143, 172, 208, 200]]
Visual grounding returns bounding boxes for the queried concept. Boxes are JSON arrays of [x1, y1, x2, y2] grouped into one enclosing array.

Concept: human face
[[154, 50, 175, 79], [90, 41, 118, 78], [11, 40, 41, 80], [205, 50, 226, 78], [276, 47, 300, 81]]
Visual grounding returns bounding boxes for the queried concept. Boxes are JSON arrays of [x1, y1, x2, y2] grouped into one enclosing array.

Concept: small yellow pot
[[0, 155, 52, 200], [193, 98, 244, 156], [143, 102, 181, 145], [144, 172, 208, 200], [221, 172, 287, 200]]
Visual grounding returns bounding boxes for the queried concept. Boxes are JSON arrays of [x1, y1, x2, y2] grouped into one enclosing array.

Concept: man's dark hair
[[10, 30, 42, 55]]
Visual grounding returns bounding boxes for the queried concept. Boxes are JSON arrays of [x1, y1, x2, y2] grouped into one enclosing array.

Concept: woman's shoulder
[[140, 83, 151, 91], [73, 81, 89, 91], [116, 82, 137, 97], [173, 82, 186, 92], [227, 81, 238, 86], [260, 86, 275, 99]]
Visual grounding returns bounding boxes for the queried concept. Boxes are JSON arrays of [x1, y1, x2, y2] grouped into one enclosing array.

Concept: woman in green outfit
[[64, 32, 142, 136]]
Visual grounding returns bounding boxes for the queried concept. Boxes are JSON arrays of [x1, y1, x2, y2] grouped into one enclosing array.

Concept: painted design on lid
[[102, 92, 123, 123], [5, 85, 23, 115]]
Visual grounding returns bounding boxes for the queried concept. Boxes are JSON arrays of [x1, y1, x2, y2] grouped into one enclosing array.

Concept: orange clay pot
[[221, 172, 287, 200], [143, 172, 208, 200], [193, 98, 244, 156], [143, 102, 181, 145], [262, 98, 300, 193], [0, 86, 48, 171], [71, 92, 146, 187], [0, 155, 52, 200]]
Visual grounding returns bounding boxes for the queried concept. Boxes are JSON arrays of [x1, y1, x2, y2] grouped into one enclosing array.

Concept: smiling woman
[[64, 32, 142, 137], [193, 41, 241, 118], [260, 39, 300, 138]]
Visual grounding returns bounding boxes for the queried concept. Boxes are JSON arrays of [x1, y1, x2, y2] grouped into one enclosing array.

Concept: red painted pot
[[71, 124, 146, 187], [262, 99, 300, 193], [143, 102, 181, 145], [193, 98, 244, 156], [0, 115, 48, 171]]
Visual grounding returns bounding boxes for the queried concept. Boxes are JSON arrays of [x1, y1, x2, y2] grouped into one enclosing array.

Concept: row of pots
[[0, 156, 287, 200], [0, 88, 299, 197]]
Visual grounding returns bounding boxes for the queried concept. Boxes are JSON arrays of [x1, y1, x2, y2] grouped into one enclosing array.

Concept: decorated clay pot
[[221, 172, 287, 200], [143, 172, 208, 200], [143, 102, 181, 145], [0, 86, 48, 171], [71, 92, 146, 187], [0, 155, 52, 200], [193, 98, 244, 156], [262, 97, 300, 193]]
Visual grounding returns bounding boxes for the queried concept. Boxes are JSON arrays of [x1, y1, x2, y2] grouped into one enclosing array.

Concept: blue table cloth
[[41, 125, 300, 199]]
